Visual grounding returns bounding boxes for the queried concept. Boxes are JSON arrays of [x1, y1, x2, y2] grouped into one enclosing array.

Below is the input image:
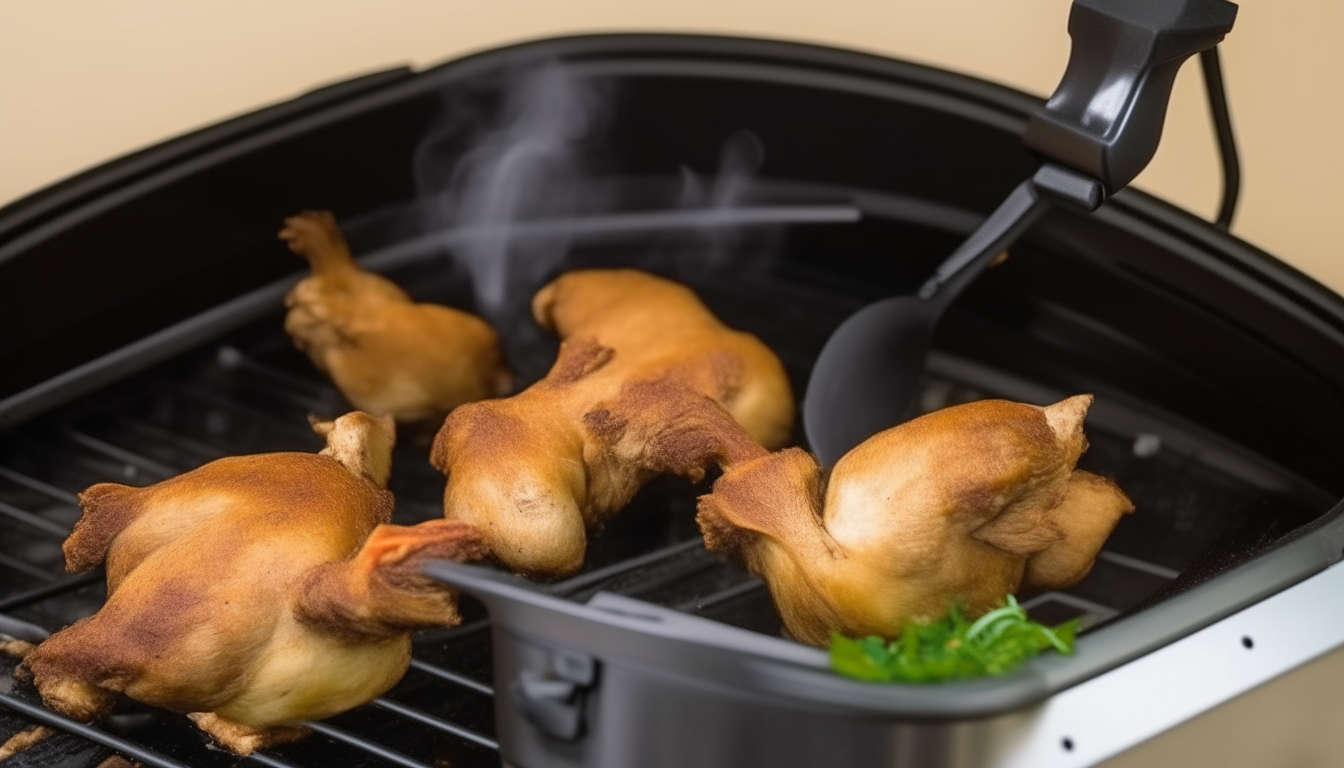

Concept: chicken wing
[[22, 412, 487, 754], [430, 269, 794, 578], [697, 395, 1134, 646], [281, 210, 511, 423]]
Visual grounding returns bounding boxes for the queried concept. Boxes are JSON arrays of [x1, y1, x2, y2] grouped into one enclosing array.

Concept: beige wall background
[[1, 0, 1342, 290], [2, 2, 1343, 766]]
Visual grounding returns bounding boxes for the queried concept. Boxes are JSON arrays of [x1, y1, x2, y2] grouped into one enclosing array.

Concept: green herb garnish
[[829, 596, 1079, 683]]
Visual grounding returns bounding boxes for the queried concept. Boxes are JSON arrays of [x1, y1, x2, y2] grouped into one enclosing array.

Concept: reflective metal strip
[[64, 430, 179, 478], [1097, 550, 1180, 580], [0, 499, 69, 537], [0, 571, 102, 611], [247, 751, 303, 768], [993, 559, 1344, 767], [407, 658, 494, 696], [302, 720, 436, 768], [0, 466, 80, 504], [371, 697, 499, 750], [0, 693, 190, 768]]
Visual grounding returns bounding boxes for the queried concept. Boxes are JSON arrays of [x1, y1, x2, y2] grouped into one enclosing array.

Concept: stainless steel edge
[[988, 558, 1344, 767], [429, 555, 1344, 767]]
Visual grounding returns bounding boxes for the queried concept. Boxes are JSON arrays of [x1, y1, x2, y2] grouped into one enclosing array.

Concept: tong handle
[[1023, 0, 1238, 196]]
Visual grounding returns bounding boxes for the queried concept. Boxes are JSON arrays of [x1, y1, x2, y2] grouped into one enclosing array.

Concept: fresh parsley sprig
[[829, 596, 1079, 683]]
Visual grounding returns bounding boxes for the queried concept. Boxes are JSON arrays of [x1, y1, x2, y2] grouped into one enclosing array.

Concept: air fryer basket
[[1, 34, 1343, 768]]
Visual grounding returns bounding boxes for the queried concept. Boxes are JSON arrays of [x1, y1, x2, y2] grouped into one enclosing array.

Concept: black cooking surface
[[0, 233, 1326, 767]]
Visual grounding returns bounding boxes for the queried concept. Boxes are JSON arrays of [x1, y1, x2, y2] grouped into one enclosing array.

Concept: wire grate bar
[[371, 698, 499, 750], [1020, 591, 1121, 627], [226, 374, 334, 416], [0, 693, 191, 768], [63, 430, 179, 478], [364, 205, 862, 274], [247, 751, 304, 768], [0, 466, 80, 504], [1098, 549, 1180, 580], [171, 383, 319, 442], [0, 571, 103, 612], [217, 347, 336, 403], [0, 612, 51, 642], [406, 659, 494, 696], [0, 553, 58, 583], [0, 499, 70, 538], [301, 720, 436, 768], [113, 416, 227, 462], [678, 577, 765, 612], [551, 538, 704, 596]]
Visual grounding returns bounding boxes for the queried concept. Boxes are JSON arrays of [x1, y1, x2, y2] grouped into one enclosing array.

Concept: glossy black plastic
[[804, 0, 1239, 463], [1024, 0, 1237, 194], [803, 171, 1055, 465]]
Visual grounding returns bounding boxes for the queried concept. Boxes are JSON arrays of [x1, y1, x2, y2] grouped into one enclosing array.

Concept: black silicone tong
[[802, 0, 1240, 467]]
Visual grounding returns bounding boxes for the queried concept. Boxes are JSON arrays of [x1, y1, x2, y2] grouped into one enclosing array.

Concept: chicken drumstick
[[281, 210, 510, 423], [22, 412, 487, 754]]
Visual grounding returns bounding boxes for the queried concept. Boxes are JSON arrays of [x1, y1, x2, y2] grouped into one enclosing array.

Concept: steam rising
[[679, 130, 765, 211], [398, 61, 858, 378], [674, 130, 769, 269], [415, 64, 605, 328]]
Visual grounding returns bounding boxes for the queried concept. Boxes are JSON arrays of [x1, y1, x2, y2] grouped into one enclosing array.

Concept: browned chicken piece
[[280, 210, 511, 423], [0, 726, 54, 761], [21, 412, 487, 755], [0, 639, 35, 658], [697, 395, 1134, 646], [431, 268, 795, 579]]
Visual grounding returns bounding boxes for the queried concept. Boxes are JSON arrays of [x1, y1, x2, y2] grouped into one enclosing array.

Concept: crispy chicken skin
[[430, 269, 794, 579], [531, 269, 794, 451], [281, 210, 510, 423], [22, 412, 487, 755], [697, 395, 1134, 646]]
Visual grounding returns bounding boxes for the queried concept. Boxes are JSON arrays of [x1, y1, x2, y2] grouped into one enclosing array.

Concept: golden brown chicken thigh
[[22, 412, 487, 754], [697, 395, 1134, 646], [430, 269, 794, 579], [281, 210, 511, 423]]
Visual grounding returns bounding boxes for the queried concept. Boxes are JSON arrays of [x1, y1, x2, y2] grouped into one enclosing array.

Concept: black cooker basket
[[2, 33, 1343, 768]]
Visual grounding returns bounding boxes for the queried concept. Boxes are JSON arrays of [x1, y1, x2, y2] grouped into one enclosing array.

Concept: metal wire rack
[[0, 276, 1276, 767]]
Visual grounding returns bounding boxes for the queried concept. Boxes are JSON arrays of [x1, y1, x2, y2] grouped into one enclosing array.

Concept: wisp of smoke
[[674, 130, 769, 271], [415, 63, 607, 329], [400, 63, 855, 379]]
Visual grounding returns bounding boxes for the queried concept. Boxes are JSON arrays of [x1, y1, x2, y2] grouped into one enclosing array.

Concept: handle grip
[[1023, 0, 1237, 195]]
